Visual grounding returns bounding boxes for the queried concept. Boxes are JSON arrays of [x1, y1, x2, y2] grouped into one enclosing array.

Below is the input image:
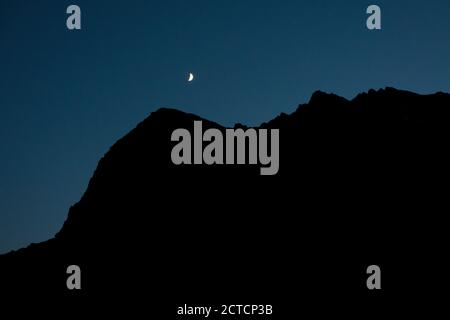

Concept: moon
[[188, 73, 194, 82]]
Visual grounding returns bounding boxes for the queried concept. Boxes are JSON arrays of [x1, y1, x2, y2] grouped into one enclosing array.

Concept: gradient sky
[[1, 0, 450, 253]]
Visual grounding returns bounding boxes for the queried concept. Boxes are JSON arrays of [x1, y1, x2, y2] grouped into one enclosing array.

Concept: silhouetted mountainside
[[0, 88, 448, 315]]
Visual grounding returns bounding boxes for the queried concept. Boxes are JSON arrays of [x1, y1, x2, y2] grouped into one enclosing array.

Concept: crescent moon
[[188, 73, 194, 82]]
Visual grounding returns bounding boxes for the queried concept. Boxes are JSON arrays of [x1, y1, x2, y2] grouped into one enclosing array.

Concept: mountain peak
[[308, 90, 348, 105]]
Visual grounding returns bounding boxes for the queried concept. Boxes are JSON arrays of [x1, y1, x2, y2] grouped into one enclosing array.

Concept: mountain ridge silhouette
[[0, 87, 448, 314]]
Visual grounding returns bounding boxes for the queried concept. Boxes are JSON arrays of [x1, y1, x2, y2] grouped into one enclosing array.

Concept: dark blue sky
[[1, 0, 449, 253]]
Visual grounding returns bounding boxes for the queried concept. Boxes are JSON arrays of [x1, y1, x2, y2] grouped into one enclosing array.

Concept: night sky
[[1, 0, 450, 253]]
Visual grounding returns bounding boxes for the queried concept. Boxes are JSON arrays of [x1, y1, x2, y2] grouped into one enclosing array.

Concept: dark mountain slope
[[0, 88, 448, 315]]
